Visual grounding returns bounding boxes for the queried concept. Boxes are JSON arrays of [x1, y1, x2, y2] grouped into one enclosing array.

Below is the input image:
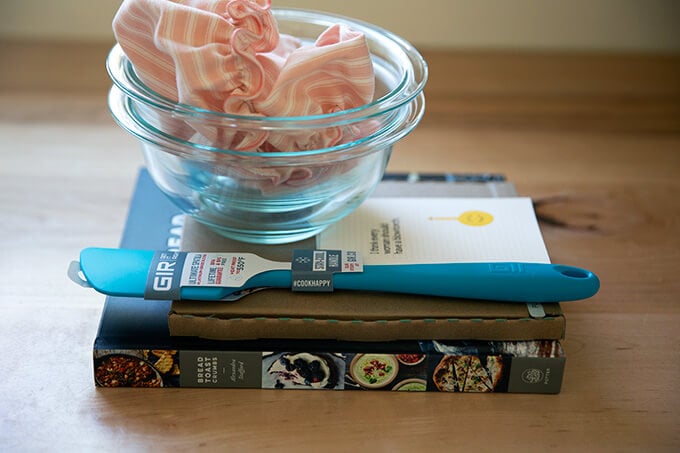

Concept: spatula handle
[[334, 262, 599, 302]]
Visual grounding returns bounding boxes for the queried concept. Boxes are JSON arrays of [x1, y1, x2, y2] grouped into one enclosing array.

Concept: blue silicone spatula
[[70, 247, 599, 303]]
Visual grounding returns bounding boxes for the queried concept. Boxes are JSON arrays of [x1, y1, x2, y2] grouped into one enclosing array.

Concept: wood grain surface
[[1, 40, 679, 451]]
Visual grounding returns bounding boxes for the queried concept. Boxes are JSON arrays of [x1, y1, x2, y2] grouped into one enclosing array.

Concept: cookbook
[[91, 169, 565, 393]]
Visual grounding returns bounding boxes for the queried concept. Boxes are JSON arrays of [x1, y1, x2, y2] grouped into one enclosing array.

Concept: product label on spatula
[[144, 251, 291, 299], [291, 250, 363, 292]]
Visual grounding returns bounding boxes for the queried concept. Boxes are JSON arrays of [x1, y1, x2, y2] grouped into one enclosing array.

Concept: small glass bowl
[[107, 8, 427, 244]]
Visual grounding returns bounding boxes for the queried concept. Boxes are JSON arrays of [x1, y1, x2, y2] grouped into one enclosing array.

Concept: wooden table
[[1, 41, 679, 451]]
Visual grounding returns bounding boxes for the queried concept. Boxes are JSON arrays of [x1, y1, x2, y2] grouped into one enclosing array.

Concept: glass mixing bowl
[[107, 8, 427, 244]]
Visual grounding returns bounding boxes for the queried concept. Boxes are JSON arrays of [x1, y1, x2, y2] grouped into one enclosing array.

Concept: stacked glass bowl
[[107, 8, 427, 244]]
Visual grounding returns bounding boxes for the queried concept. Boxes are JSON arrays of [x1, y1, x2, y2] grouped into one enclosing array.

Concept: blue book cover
[[92, 170, 565, 393]]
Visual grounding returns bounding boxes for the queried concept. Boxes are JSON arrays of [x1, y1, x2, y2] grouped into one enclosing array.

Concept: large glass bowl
[[107, 8, 427, 244]]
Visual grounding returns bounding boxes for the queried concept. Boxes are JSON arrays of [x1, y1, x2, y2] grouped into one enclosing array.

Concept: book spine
[[93, 345, 565, 393]]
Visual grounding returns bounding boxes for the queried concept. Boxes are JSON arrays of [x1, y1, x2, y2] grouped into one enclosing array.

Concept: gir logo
[[144, 251, 187, 300], [152, 253, 179, 291], [521, 368, 545, 384], [429, 210, 494, 226]]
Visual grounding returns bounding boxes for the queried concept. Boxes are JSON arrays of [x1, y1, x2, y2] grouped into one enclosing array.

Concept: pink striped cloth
[[113, 0, 376, 153]]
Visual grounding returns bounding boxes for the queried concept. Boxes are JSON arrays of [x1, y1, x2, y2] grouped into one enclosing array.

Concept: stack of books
[[92, 170, 566, 393]]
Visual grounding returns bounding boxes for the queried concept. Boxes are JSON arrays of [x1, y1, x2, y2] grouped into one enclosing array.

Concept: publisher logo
[[521, 368, 545, 384]]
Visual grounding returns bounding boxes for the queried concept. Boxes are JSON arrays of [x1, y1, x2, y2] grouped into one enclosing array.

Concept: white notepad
[[318, 197, 551, 265]]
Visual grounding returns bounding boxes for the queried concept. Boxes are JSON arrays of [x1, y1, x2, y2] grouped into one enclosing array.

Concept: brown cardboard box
[[168, 177, 565, 341]]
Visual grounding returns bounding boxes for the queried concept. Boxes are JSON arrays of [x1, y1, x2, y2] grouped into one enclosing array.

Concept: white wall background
[[1, 0, 679, 52]]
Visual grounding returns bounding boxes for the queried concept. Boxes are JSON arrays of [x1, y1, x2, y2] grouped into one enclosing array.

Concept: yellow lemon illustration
[[457, 210, 494, 226]]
